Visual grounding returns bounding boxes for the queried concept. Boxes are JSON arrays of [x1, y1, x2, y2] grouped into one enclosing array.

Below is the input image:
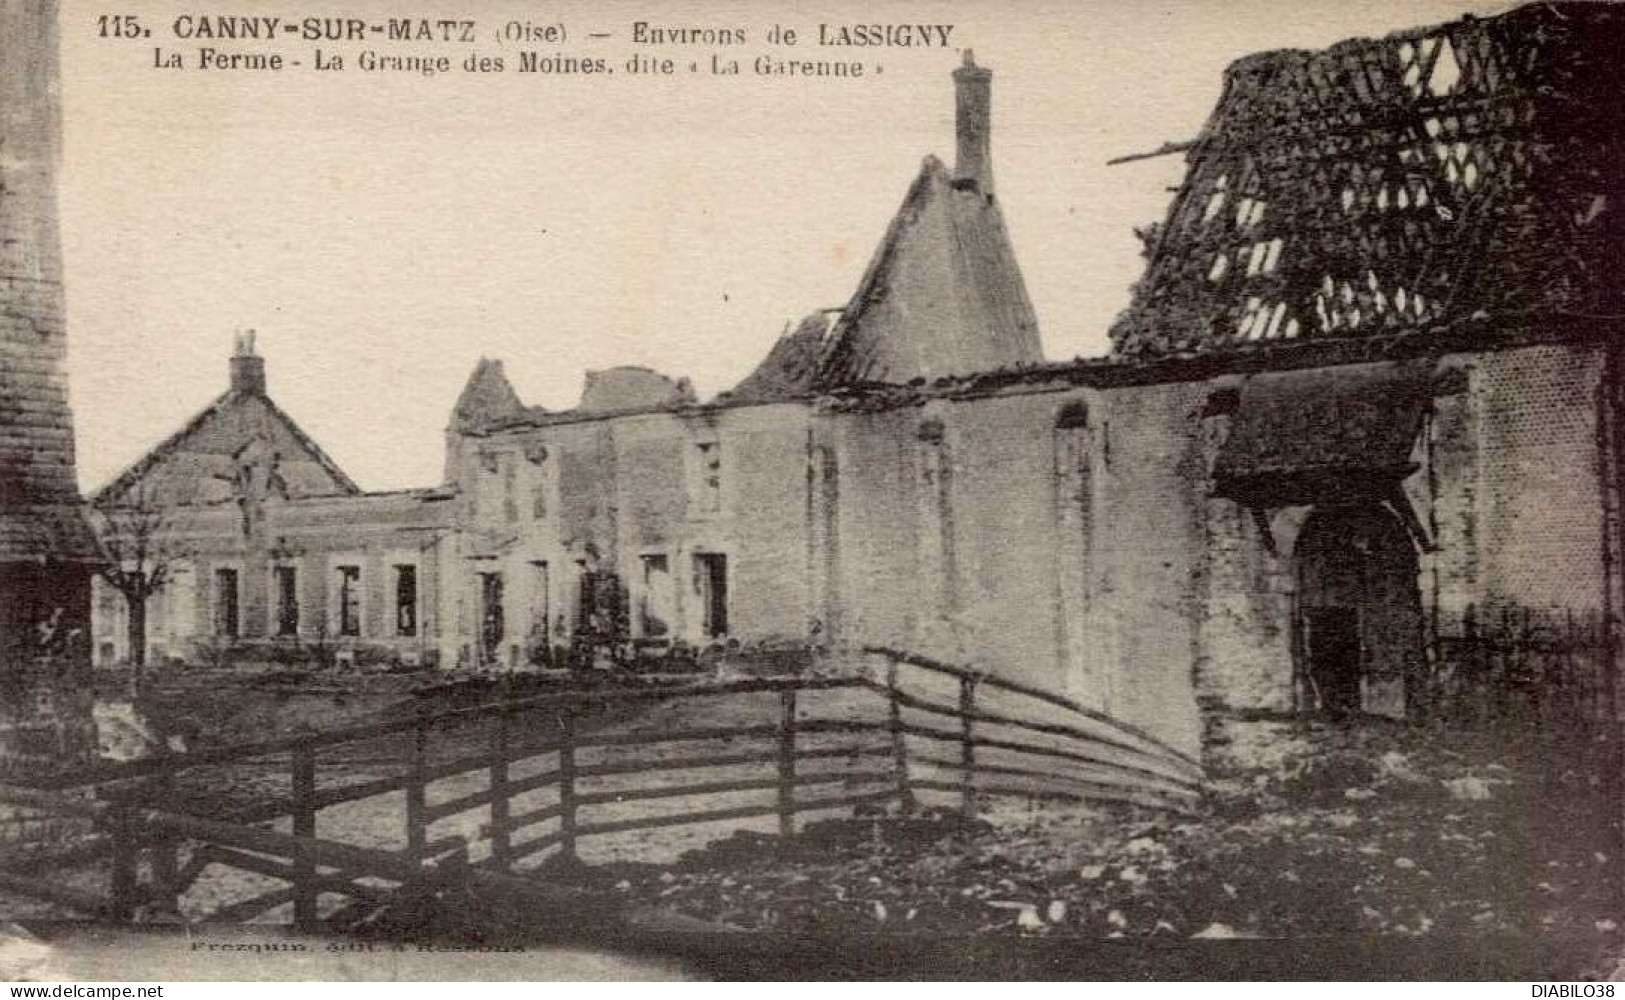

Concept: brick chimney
[[953, 50, 993, 193], [230, 330, 265, 395]]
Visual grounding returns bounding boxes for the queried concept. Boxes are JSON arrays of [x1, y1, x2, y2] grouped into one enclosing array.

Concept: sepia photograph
[[1, 0, 1622, 982]]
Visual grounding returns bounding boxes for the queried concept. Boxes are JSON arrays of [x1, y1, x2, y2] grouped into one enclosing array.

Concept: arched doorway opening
[[1294, 504, 1425, 717]]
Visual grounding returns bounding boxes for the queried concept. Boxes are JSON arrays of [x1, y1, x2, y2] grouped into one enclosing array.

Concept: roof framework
[[1111, 2, 1625, 357]]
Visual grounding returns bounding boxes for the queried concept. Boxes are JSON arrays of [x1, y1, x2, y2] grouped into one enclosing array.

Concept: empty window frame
[[214, 568, 240, 639], [273, 565, 299, 637], [336, 565, 363, 637], [394, 564, 418, 637]]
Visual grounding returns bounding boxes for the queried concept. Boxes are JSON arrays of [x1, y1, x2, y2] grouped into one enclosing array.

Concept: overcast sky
[[58, 0, 1512, 493]]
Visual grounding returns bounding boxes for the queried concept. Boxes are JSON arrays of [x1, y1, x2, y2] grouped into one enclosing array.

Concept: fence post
[[558, 705, 577, 862], [1464, 603, 1480, 723], [420, 837, 472, 921], [1593, 609, 1609, 729], [1561, 607, 1575, 730], [1497, 604, 1513, 721], [406, 710, 429, 860], [886, 659, 914, 812], [959, 676, 976, 818], [778, 688, 797, 839], [149, 768, 180, 915], [488, 707, 511, 869], [107, 806, 137, 922], [291, 742, 317, 933]]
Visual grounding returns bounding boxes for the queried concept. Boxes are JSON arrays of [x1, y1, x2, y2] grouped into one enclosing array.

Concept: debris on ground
[[604, 716, 1621, 954]]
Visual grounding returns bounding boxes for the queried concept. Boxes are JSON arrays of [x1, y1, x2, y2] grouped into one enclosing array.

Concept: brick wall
[[0, 0, 77, 510], [1467, 344, 1607, 612]]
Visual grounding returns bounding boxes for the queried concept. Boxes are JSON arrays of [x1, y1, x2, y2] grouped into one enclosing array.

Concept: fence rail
[[0, 651, 1203, 929]]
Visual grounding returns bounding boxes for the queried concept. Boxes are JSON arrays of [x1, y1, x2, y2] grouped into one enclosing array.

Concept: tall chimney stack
[[953, 50, 993, 193], [230, 329, 265, 395]]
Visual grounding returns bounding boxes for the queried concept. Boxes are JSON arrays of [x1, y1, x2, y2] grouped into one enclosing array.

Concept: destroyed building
[[97, 4, 1625, 758], [441, 7, 1623, 753], [437, 52, 1047, 672]]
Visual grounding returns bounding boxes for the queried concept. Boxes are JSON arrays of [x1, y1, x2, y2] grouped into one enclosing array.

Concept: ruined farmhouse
[[89, 335, 453, 668], [92, 3, 1625, 757]]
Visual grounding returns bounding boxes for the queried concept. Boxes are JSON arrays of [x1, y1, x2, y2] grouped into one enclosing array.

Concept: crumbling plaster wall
[[449, 402, 815, 658], [602, 404, 813, 645], [823, 381, 1208, 756], [823, 407, 922, 654], [1084, 381, 1209, 751], [716, 404, 816, 643]]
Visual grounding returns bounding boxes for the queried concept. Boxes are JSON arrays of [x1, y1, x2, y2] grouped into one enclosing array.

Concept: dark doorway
[[1295, 504, 1425, 717], [479, 571, 505, 667], [639, 554, 672, 638], [695, 553, 728, 639], [1303, 607, 1362, 716]]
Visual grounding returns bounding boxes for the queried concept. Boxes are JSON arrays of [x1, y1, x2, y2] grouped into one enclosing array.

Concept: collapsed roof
[[725, 310, 841, 404]]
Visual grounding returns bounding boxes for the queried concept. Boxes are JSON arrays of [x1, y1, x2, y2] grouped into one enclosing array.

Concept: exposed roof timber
[[1108, 1, 1625, 358], [1107, 140, 1197, 167], [471, 312, 1623, 435]]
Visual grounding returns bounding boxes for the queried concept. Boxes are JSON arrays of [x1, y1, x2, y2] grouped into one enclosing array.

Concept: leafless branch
[[91, 482, 185, 602]]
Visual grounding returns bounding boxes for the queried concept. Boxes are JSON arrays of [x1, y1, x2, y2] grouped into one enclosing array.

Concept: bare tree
[[90, 484, 183, 682]]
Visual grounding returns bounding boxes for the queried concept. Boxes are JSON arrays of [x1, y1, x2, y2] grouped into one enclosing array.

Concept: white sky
[[58, 0, 1513, 493]]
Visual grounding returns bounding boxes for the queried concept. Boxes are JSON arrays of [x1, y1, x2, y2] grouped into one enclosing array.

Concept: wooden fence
[[0, 652, 1202, 930], [1428, 604, 1614, 729]]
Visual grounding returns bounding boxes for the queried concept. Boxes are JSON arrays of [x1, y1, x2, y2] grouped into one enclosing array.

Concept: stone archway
[[1294, 504, 1425, 717]]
